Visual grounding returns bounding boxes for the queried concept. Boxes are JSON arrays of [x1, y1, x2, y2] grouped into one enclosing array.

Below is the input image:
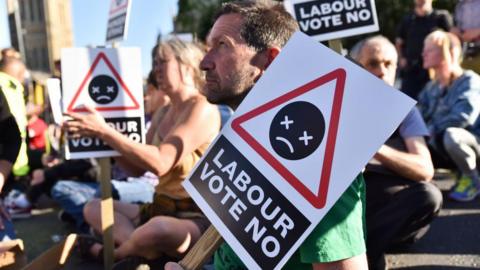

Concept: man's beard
[[204, 72, 255, 109]]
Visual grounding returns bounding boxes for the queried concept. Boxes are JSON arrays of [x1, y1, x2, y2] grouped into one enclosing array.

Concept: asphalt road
[[386, 172, 480, 270], [13, 171, 480, 269]]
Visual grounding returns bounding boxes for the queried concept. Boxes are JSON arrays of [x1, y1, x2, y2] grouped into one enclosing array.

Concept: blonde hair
[[156, 38, 205, 90], [424, 30, 462, 80]]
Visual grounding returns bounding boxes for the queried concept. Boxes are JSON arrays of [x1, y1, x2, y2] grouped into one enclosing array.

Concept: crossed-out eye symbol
[[269, 101, 325, 160]]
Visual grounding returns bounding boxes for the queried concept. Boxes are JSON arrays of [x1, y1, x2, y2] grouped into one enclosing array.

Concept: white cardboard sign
[[61, 47, 144, 159], [46, 78, 63, 125], [183, 32, 414, 269], [106, 0, 131, 43], [284, 0, 379, 41]]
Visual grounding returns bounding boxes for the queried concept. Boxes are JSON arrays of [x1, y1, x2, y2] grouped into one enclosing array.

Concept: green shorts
[[214, 174, 367, 270]]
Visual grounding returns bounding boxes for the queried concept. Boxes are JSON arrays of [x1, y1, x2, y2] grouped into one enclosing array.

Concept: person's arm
[[312, 254, 368, 270], [40, 159, 95, 182], [0, 160, 13, 192], [462, 28, 480, 42], [432, 91, 480, 134], [374, 136, 434, 182], [112, 108, 167, 176], [64, 100, 220, 178]]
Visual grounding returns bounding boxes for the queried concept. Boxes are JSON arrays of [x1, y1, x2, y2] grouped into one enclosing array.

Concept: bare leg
[[83, 199, 140, 245], [113, 216, 204, 260]]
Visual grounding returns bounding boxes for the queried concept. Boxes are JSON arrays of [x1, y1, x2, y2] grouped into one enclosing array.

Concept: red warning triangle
[[231, 68, 346, 209], [67, 52, 140, 112]]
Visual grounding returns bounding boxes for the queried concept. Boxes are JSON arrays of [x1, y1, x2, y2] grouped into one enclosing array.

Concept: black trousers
[[364, 171, 443, 270]]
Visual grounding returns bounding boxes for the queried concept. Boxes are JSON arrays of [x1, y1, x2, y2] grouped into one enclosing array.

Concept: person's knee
[[442, 127, 464, 152], [417, 182, 443, 214], [143, 217, 176, 241], [83, 198, 101, 223], [50, 181, 73, 199]]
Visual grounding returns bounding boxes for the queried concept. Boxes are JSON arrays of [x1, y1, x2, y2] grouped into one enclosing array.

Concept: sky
[[0, 0, 178, 76]]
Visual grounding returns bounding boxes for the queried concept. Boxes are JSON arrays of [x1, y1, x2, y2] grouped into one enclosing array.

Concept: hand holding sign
[[61, 48, 144, 159], [63, 104, 109, 138]]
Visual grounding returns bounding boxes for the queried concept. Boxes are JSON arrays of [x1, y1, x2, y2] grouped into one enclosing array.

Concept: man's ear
[[265, 47, 281, 68], [253, 47, 281, 71]]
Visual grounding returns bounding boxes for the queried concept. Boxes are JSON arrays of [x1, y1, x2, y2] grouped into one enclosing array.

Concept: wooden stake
[[179, 226, 223, 270], [98, 157, 114, 270], [328, 39, 343, 54], [23, 234, 77, 270], [98, 41, 117, 270]]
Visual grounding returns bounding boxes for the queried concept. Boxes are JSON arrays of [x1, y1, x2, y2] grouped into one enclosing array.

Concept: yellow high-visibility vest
[[0, 72, 29, 176]]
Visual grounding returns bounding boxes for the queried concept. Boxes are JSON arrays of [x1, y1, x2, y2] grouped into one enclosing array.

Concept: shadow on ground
[[387, 176, 480, 269]]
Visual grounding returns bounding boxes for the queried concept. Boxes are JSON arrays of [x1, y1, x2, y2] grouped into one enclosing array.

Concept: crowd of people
[[0, 0, 479, 269]]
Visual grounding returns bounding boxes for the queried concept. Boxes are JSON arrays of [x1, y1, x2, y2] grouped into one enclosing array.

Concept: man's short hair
[[350, 35, 397, 62], [1, 48, 21, 60], [0, 56, 24, 72], [214, 0, 299, 52]]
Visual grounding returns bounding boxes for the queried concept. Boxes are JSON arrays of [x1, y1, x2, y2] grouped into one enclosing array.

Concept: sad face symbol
[[269, 101, 325, 160], [88, 75, 119, 104]]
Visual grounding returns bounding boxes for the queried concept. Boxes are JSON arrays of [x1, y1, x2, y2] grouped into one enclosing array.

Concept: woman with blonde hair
[[418, 30, 480, 202], [64, 38, 222, 264]]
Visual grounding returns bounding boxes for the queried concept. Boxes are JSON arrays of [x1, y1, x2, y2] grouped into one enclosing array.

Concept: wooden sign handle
[[328, 39, 343, 54], [178, 226, 224, 270]]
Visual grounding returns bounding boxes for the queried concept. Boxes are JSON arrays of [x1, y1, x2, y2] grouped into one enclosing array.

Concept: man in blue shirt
[[351, 36, 441, 270]]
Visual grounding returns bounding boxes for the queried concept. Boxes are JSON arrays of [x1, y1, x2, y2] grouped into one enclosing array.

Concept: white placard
[[284, 0, 379, 41], [106, 0, 131, 43], [61, 47, 145, 159], [46, 78, 63, 125], [183, 32, 414, 270]]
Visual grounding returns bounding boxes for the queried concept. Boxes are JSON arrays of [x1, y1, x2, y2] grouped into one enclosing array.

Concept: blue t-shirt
[[399, 107, 429, 138]]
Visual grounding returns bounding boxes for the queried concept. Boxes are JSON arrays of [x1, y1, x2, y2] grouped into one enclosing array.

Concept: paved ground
[[386, 172, 480, 270], [12, 171, 480, 269]]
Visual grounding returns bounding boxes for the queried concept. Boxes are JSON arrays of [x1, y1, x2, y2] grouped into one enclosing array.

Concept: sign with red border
[[182, 32, 414, 270], [231, 68, 345, 209], [61, 47, 144, 159], [67, 52, 140, 113]]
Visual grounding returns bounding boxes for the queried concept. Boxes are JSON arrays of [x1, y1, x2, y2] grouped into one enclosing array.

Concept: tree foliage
[[174, 0, 232, 41]]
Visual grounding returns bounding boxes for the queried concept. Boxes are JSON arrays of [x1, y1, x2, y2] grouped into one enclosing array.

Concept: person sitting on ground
[[64, 39, 222, 263], [418, 30, 480, 202], [168, 1, 368, 269], [5, 158, 97, 220], [50, 67, 168, 232], [351, 35, 441, 270], [395, 0, 452, 99]]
